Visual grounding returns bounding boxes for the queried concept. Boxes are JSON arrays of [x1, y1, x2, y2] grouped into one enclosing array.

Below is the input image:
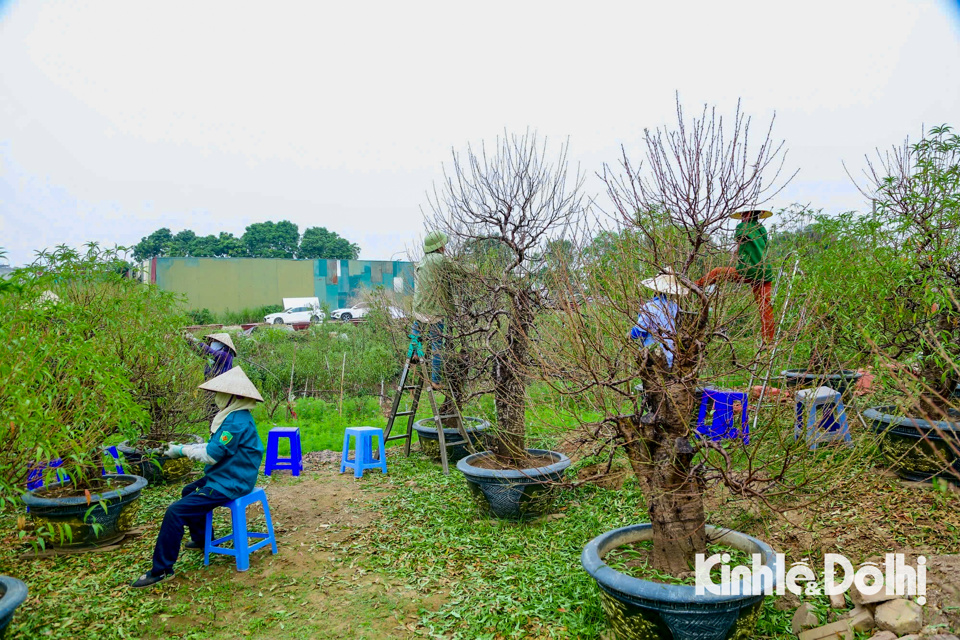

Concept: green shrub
[[0, 244, 207, 512]]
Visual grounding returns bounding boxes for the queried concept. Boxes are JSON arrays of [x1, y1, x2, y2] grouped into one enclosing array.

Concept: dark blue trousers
[[151, 477, 231, 576], [411, 320, 444, 383]]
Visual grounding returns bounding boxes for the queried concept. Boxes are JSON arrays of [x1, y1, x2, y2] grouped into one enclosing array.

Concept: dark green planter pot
[[864, 406, 960, 482], [117, 435, 202, 485], [582, 524, 778, 640], [780, 369, 862, 397], [0, 576, 27, 639], [413, 416, 489, 463], [21, 474, 147, 548], [456, 449, 570, 519]]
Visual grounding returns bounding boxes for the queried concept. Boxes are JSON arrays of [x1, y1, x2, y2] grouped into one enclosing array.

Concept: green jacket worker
[[131, 367, 264, 588], [695, 209, 775, 343]]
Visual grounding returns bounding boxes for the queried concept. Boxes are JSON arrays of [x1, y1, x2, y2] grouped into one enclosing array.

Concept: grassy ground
[[2, 392, 959, 639]]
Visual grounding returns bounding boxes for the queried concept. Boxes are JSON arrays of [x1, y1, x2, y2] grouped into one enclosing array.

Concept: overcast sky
[[2, 0, 959, 266]]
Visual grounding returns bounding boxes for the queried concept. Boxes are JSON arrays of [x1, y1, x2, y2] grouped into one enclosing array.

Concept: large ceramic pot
[[0, 576, 27, 639], [456, 449, 570, 519], [864, 406, 960, 482], [414, 416, 490, 463], [780, 369, 862, 396], [117, 434, 203, 485], [582, 524, 778, 640], [21, 474, 147, 548]]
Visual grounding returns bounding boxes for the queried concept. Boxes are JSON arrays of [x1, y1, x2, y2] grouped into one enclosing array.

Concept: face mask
[[209, 341, 224, 352], [214, 392, 232, 410]]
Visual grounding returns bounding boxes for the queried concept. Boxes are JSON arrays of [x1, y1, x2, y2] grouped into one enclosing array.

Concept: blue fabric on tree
[[629, 294, 679, 368]]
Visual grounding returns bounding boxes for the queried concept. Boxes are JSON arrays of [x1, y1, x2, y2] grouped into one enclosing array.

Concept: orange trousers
[[696, 268, 774, 343]]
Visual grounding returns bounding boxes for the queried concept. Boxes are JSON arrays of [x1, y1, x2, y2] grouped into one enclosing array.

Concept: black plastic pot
[[780, 369, 862, 396], [582, 524, 778, 640], [21, 474, 148, 548], [413, 416, 490, 463], [0, 576, 27, 639], [864, 406, 960, 482], [456, 449, 570, 519], [117, 434, 203, 485]]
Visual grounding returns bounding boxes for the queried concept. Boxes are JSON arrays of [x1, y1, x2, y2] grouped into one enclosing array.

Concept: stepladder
[[383, 338, 474, 474]]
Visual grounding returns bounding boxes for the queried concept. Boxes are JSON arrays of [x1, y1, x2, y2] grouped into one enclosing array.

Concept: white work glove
[[180, 443, 216, 464], [164, 443, 185, 459]]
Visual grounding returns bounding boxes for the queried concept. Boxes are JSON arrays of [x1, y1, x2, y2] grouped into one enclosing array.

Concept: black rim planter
[[456, 449, 570, 520], [21, 474, 148, 548], [413, 416, 490, 464], [582, 524, 778, 640], [117, 434, 202, 485], [864, 406, 960, 482], [0, 576, 28, 639], [780, 369, 862, 396]]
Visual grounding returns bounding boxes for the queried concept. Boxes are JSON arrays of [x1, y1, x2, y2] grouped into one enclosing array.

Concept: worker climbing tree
[[696, 209, 775, 343]]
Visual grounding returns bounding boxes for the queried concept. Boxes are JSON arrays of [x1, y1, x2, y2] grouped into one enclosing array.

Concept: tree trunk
[[648, 436, 706, 574], [491, 291, 532, 467], [617, 351, 707, 575]]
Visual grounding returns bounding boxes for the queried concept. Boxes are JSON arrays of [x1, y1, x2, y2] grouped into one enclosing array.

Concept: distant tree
[[298, 226, 360, 259], [241, 221, 300, 258], [132, 220, 360, 260], [132, 228, 174, 261], [169, 230, 197, 257], [212, 232, 246, 257]]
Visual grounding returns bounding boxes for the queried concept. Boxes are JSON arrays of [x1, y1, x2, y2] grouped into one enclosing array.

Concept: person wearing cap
[[629, 271, 688, 369], [695, 209, 775, 343], [131, 367, 265, 588], [411, 230, 460, 389], [186, 332, 237, 379]]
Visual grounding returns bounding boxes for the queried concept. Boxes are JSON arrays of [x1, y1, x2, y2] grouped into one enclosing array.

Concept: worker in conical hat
[[695, 209, 775, 343], [185, 331, 237, 379], [629, 270, 690, 369], [131, 367, 264, 588]]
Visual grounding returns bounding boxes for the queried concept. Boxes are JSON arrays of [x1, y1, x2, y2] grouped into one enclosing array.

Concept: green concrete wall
[[154, 258, 316, 313], [153, 257, 415, 313]]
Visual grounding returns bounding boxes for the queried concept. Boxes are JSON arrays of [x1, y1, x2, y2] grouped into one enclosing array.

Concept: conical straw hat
[[204, 332, 237, 355], [640, 272, 690, 296], [198, 367, 264, 402], [730, 209, 773, 220]]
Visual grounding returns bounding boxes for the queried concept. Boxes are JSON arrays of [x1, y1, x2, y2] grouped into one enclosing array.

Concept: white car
[[264, 305, 325, 324], [330, 302, 405, 321]]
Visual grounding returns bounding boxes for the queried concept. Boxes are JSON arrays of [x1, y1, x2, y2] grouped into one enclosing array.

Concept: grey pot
[[0, 576, 27, 639], [456, 449, 570, 519], [581, 523, 778, 640], [413, 416, 490, 463], [21, 474, 148, 548]]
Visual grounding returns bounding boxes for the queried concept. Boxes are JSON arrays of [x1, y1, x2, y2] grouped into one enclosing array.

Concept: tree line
[[132, 220, 360, 261]]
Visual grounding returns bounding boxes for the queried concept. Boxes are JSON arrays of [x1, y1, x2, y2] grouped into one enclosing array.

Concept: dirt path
[[151, 465, 446, 639]]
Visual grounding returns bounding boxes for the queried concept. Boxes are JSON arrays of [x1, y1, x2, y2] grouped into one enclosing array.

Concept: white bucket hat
[[198, 367, 264, 402], [640, 272, 690, 297], [204, 332, 237, 355]]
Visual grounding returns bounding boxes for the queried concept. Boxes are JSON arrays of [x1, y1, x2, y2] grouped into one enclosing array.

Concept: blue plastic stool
[[696, 387, 750, 444], [102, 446, 124, 476], [340, 427, 387, 478], [265, 427, 302, 476], [26, 459, 69, 491], [204, 487, 278, 571], [795, 386, 851, 450]]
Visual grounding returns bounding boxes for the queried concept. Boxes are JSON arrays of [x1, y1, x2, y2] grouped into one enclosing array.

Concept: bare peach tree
[[535, 100, 805, 574], [427, 130, 586, 467]]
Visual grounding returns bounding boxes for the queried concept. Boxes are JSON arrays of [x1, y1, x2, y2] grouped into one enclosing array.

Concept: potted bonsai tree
[[2, 245, 149, 547], [535, 101, 810, 638], [812, 126, 960, 482], [425, 130, 586, 518]]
